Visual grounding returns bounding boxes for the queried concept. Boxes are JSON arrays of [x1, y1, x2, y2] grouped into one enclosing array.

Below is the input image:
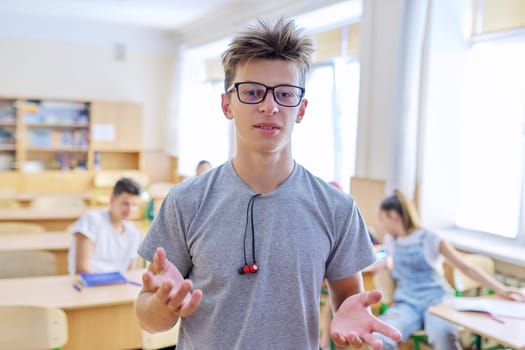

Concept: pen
[[127, 280, 142, 287], [72, 283, 82, 292], [482, 312, 504, 324]]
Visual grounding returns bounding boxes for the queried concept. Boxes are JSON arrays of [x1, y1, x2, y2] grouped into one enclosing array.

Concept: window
[[456, 39, 525, 238], [293, 59, 360, 191]]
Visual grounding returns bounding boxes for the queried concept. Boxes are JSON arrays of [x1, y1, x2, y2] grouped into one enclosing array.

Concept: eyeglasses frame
[[226, 81, 306, 107]]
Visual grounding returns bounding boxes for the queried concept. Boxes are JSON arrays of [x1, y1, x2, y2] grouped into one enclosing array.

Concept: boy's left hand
[[330, 290, 402, 350]]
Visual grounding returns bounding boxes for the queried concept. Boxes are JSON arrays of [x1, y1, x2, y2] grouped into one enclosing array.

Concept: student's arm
[[327, 273, 402, 350], [74, 232, 93, 274], [135, 247, 203, 333], [440, 240, 525, 301]]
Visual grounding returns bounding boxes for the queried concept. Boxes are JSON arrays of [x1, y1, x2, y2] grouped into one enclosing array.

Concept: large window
[[293, 59, 360, 190], [456, 39, 525, 238]]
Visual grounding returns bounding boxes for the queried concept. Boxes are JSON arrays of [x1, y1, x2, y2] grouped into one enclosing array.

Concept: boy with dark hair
[[68, 177, 143, 274], [135, 18, 401, 349]]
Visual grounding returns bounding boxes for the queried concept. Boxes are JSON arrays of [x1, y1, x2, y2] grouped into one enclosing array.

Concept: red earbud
[[239, 263, 258, 275], [249, 263, 258, 273]]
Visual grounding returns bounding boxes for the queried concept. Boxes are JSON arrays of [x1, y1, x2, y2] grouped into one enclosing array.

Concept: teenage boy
[[68, 177, 143, 274], [135, 18, 402, 350]]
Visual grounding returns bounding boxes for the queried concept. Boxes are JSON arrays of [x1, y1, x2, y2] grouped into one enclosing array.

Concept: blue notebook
[[79, 271, 128, 287]]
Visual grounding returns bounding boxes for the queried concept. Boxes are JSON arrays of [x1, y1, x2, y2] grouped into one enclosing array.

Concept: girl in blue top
[[374, 190, 524, 350]]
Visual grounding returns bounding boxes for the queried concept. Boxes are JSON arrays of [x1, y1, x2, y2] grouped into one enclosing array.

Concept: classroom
[[0, 0, 524, 349]]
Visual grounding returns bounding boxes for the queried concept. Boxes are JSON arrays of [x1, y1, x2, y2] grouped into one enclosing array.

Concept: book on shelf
[[79, 271, 128, 287]]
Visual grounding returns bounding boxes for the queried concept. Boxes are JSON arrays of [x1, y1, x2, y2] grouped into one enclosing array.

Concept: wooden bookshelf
[[0, 97, 143, 172]]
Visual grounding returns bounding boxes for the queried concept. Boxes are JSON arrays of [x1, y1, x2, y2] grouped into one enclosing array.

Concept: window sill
[[437, 228, 525, 267]]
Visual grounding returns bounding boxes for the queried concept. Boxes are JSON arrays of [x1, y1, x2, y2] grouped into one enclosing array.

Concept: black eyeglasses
[[226, 81, 305, 107]]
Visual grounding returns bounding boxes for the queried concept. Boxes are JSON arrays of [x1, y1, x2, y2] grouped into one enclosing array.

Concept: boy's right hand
[[141, 247, 203, 320]]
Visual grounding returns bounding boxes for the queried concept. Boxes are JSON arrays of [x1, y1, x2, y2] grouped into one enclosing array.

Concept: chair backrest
[[453, 253, 495, 295], [0, 305, 68, 349], [30, 194, 86, 209], [350, 177, 386, 238], [0, 222, 45, 234], [0, 250, 57, 278], [142, 323, 180, 350], [372, 267, 396, 305], [0, 188, 20, 208]]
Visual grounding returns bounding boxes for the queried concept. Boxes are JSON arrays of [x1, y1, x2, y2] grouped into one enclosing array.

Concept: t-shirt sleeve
[[70, 211, 97, 241], [138, 189, 193, 278], [325, 202, 376, 281], [126, 224, 141, 259], [383, 234, 395, 256], [423, 230, 442, 264]]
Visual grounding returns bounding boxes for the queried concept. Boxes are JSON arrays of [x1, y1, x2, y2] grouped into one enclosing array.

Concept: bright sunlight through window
[[456, 40, 525, 238]]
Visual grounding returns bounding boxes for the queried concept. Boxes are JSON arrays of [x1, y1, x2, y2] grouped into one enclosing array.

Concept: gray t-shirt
[[139, 161, 375, 350]]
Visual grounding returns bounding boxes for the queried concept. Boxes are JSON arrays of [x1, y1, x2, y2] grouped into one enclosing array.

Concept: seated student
[[195, 160, 212, 176], [373, 189, 525, 350], [68, 177, 143, 274]]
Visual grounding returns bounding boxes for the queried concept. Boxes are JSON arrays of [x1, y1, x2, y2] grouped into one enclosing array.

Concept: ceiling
[[0, 0, 235, 30], [0, 0, 352, 31], [0, 0, 358, 48]]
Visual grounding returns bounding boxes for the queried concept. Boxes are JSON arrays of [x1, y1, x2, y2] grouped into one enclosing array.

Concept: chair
[[0, 250, 57, 278], [453, 254, 495, 296], [142, 323, 180, 350], [30, 194, 86, 209], [0, 222, 45, 234], [0, 188, 20, 208], [0, 305, 68, 349]]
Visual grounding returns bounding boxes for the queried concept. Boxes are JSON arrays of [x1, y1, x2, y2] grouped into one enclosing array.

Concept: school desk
[[429, 300, 525, 350], [0, 268, 146, 350], [0, 231, 70, 274], [0, 207, 86, 230], [0, 191, 93, 207]]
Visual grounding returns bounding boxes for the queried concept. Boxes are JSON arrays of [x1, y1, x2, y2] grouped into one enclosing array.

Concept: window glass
[[456, 40, 525, 238]]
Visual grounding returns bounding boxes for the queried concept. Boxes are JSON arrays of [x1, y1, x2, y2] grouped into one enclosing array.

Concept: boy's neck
[[232, 153, 294, 194]]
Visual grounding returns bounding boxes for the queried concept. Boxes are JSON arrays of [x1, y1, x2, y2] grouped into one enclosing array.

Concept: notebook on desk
[[453, 297, 525, 319], [79, 271, 128, 287]]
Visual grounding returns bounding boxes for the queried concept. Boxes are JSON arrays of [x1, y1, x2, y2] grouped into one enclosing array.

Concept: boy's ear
[[295, 98, 308, 123], [221, 93, 233, 119]]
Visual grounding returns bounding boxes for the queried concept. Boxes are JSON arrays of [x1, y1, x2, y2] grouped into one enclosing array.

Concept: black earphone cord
[[243, 194, 261, 267]]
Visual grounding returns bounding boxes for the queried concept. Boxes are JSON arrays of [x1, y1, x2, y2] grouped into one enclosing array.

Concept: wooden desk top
[[0, 269, 145, 310], [0, 207, 87, 220], [429, 302, 525, 350], [0, 231, 70, 251], [0, 192, 93, 201]]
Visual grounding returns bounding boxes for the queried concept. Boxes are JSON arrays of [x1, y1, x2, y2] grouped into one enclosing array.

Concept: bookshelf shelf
[[25, 123, 89, 129], [26, 147, 89, 152]]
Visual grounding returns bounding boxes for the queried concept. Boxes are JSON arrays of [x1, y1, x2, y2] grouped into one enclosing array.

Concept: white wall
[[0, 14, 175, 151]]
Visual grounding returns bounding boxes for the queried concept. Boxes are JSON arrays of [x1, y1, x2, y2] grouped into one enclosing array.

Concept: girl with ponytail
[[373, 190, 524, 350]]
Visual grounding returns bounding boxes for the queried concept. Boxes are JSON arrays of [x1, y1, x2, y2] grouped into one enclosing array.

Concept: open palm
[[330, 290, 402, 350]]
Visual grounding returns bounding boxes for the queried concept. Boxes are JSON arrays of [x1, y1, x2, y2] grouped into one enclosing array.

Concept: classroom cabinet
[[90, 101, 143, 170]]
